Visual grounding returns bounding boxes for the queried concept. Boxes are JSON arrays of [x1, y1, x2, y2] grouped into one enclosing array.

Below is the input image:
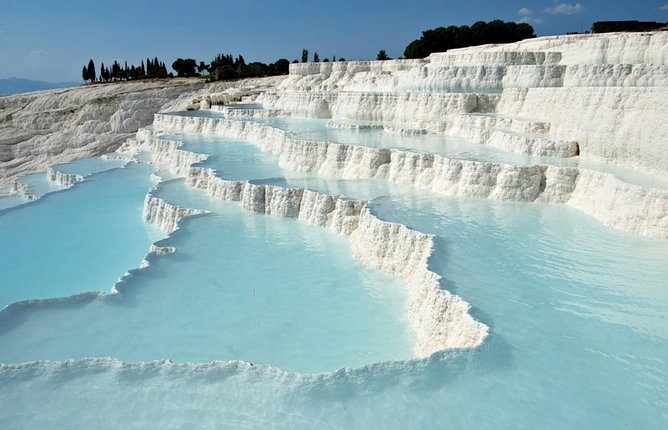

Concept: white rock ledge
[[143, 192, 209, 234], [126, 130, 490, 358], [47, 167, 83, 187], [261, 32, 668, 173], [149, 113, 668, 239]]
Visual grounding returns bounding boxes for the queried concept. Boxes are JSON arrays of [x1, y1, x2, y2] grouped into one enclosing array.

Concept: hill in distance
[[0, 77, 79, 96]]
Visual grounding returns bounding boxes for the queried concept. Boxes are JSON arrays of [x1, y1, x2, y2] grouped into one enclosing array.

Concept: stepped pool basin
[[0, 162, 161, 306], [172, 132, 415, 199], [174, 109, 668, 190], [0, 181, 412, 372], [1, 109, 667, 429]]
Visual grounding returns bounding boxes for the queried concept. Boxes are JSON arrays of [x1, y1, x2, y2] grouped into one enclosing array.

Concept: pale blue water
[[0, 163, 161, 307], [267, 116, 668, 189], [0, 194, 29, 211], [175, 109, 668, 189], [174, 132, 414, 199], [53, 155, 126, 176], [369, 195, 668, 429], [0, 156, 128, 211], [0, 113, 667, 429], [15, 171, 67, 196], [0, 181, 412, 372], [1, 188, 666, 429]]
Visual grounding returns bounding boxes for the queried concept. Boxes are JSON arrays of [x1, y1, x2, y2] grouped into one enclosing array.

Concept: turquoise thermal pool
[[0, 107, 667, 430]]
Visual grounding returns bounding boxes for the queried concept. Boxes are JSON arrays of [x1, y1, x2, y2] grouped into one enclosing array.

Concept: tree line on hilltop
[[297, 49, 347, 63], [403, 20, 536, 58], [80, 20, 536, 84], [82, 57, 168, 82], [80, 54, 292, 83]]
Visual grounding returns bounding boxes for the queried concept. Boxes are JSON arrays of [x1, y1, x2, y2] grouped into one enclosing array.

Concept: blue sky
[[1, 0, 666, 81]]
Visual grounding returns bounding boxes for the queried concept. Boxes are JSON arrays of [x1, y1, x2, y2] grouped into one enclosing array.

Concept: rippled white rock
[[0, 77, 286, 187], [9, 180, 34, 200], [143, 193, 208, 233], [148, 113, 668, 238], [257, 32, 668, 174], [128, 136, 489, 357], [46, 167, 83, 187]]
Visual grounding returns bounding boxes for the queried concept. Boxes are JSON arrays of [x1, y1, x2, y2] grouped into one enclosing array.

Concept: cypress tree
[[82, 65, 88, 82], [112, 61, 120, 81], [87, 59, 96, 83]]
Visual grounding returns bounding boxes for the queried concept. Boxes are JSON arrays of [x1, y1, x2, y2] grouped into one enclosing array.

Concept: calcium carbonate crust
[[46, 167, 83, 187], [149, 113, 668, 239], [2, 32, 667, 377], [4, 159, 130, 205], [125, 130, 489, 358], [0, 179, 210, 330], [0, 167, 208, 323], [0, 354, 445, 388], [259, 32, 668, 176], [0, 77, 286, 187]]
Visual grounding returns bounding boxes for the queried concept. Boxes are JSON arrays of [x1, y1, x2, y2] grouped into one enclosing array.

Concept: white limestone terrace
[[0, 31, 665, 365], [120, 128, 488, 358], [0, 76, 284, 188], [150, 113, 668, 238], [256, 32, 668, 179]]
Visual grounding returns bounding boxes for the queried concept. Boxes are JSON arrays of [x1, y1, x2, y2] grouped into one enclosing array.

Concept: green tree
[[301, 49, 308, 63], [112, 61, 121, 81], [172, 58, 198, 77], [87, 59, 96, 83], [313, 52, 320, 62], [198, 61, 209, 74], [377, 50, 390, 60], [404, 20, 535, 58], [272, 58, 290, 75], [82, 65, 88, 82], [215, 65, 238, 80], [100, 63, 111, 82], [160, 61, 168, 78]]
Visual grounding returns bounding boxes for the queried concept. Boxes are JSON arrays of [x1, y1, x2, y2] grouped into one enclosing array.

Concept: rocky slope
[[0, 77, 283, 186]]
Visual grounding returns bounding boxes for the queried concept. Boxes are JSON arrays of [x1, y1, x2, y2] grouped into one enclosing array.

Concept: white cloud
[[28, 49, 46, 57], [660, 4, 668, 11], [544, 3, 585, 15], [518, 7, 543, 24], [519, 7, 533, 17]]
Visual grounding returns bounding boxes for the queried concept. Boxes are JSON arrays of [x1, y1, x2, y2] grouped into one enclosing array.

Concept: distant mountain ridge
[[0, 77, 79, 96]]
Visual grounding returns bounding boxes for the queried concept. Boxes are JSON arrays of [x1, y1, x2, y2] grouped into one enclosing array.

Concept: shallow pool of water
[[1, 114, 667, 429], [0, 163, 161, 307], [174, 132, 415, 200], [0, 182, 413, 373], [178, 109, 668, 189]]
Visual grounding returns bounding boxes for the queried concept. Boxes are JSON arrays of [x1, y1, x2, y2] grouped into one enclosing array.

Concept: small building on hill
[[591, 21, 667, 33]]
